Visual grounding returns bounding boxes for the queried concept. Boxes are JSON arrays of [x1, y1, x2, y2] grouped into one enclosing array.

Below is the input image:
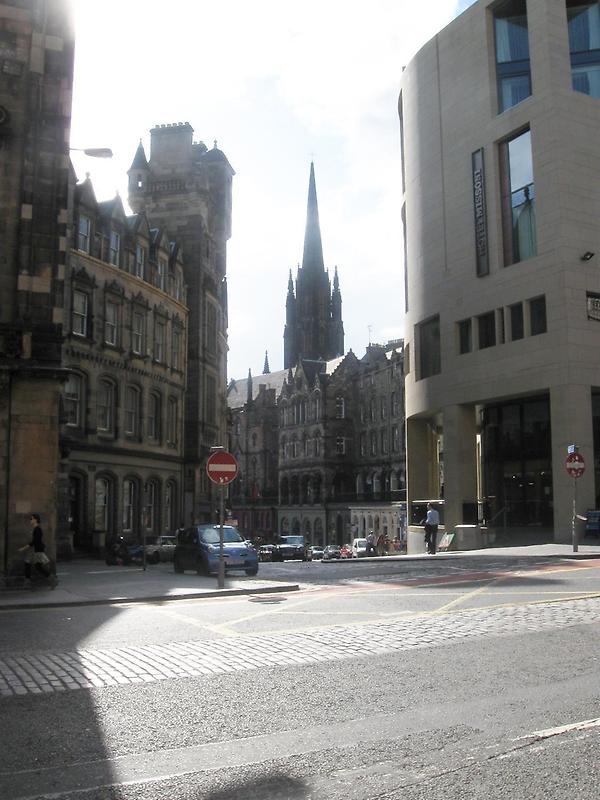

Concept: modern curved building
[[400, 0, 600, 542]]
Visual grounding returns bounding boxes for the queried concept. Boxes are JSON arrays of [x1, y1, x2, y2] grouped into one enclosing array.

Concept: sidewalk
[[0, 559, 299, 610]]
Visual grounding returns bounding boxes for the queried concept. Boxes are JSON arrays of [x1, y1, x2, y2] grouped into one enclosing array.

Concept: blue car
[[174, 525, 259, 576]]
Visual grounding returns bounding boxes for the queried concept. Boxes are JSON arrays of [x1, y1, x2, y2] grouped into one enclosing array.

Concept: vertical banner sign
[[472, 148, 489, 277]]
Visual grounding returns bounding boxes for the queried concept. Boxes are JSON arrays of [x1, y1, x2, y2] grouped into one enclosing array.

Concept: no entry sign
[[206, 451, 239, 485], [565, 452, 585, 478]]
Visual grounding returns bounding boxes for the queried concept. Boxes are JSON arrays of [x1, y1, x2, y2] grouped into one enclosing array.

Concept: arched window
[[123, 479, 137, 533], [165, 481, 177, 532], [167, 397, 178, 445], [94, 476, 112, 532], [148, 392, 161, 440], [145, 479, 159, 533], [64, 373, 84, 427], [97, 379, 115, 434], [335, 396, 345, 419], [125, 385, 141, 436]]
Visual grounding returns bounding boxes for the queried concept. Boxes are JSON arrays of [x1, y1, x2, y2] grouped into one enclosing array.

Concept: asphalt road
[[1, 555, 599, 799]]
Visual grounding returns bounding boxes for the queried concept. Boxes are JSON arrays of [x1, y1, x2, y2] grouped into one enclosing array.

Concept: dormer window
[[135, 244, 145, 279], [78, 215, 91, 253], [109, 231, 120, 266]]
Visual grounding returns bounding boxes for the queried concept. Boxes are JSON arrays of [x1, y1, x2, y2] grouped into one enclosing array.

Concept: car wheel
[[151, 551, 160, 564], [174, 557, 184, 574], [245, 567, 258, 576], [196, 557, 209, 576]]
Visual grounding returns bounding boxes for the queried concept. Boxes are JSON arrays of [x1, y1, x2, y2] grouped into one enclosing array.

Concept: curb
[[0, 582, 300, 611]]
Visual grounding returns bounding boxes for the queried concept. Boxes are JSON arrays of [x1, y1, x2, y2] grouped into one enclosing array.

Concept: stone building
[[284, 163, 344, 369], [127, 124, 234, 525], [400, 0, 600, 544], [228, 342, 406, 545], [0, 0, 74, 568], [59, 176, 188, 551]]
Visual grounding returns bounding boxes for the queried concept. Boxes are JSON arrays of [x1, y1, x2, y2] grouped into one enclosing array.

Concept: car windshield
[[281, 536, 304, 545], [198, 526, 243, 545], [356, 539, 367, 546]]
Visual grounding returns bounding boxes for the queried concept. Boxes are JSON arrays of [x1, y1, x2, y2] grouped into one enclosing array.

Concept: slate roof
[[227, 367, 288, 409]]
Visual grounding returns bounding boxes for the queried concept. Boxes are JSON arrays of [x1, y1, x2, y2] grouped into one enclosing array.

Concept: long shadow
[[204, 772, 308, 800]]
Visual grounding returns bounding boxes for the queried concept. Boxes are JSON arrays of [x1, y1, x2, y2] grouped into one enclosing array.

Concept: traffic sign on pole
[[206, 450, 239, 485], [565, 452, 585, 478]]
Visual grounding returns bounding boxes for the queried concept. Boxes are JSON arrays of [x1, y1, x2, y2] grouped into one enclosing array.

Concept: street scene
[[2, 0, 600, 798], [1, 547, 599, 799]]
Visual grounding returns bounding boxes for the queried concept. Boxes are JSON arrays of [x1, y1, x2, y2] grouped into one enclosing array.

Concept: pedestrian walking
[[422, 503, 440, 555], [19, 513, 54, 585], [366, 530, 377, 556]]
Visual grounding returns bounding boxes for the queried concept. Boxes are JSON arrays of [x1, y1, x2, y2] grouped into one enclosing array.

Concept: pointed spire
[[246, 368, 253, 404], [263, 351, 270, 374], [301, 162, 325, 273], [287, 268, 295, 294], [128, 140, 149, 173], [287, 366, 294, 384], [333, 265, 340, 291]]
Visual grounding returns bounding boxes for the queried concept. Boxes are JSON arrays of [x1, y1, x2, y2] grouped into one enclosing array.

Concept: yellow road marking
[[428, 575, 509, 615]]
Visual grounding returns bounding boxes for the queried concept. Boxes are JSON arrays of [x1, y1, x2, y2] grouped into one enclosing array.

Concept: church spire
[[301, 162, 325, 273], [263, 351, 270, 374], [246, 368, 253, 404]]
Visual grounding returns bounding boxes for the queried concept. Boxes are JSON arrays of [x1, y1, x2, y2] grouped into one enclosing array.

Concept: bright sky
[[69, 0, 476, 380]]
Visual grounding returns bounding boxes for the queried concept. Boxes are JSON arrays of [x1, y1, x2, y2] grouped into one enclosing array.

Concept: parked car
[[340, 544, 353, 559], [322, 545, 341, 561], [351, 538, 367, 558], [174, 525, 259, 576], [307, 546, 324, 561], [258, 544, 275, 562], [271, 535, 308, 561], [145, 534, 177, 564]]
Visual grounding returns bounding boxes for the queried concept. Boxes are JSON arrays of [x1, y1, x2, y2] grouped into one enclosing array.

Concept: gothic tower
[[283, 163, 344, 369], [127, 124, 234, 524]]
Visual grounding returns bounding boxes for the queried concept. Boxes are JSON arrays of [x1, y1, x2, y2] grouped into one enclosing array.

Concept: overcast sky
[[69, 0, 476, 380]]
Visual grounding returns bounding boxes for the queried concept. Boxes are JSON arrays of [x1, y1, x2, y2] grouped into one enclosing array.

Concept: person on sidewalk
[[424, 503, 440, 555], [366, 530, 377, 557], [19, 514, 55, 585]]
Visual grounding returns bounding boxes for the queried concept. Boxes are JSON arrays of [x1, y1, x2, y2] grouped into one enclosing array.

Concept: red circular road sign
[[206, 451, 239, 485], [565, 452, 585, 478]]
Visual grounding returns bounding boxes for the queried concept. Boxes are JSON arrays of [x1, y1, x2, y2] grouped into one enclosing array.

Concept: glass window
[[510, 303, 524, 340], [64, 373, 82, 427], [500, 129, 537, 265], [154, 319, 165, 362], [172, 328, 181, 371], [123, 479, 136, 532], [167, 397, 178, 445], [370, 431, 377, 456], [124, 386, 139, 436], [418, 315, 441, 379], [135, 244, 145, 279], [529, 295, 547, 335], [336, 437, 346, 455], [381, 429, 388, 454], [165, 481, 176, 532], [360, 432, 366, 456], [97, 380, 114, 433], [148, 393, 161, 440], [494, 0, 531, 112], [380, 397, 386, 420], [78, 215, 91, 253], [109, 231, 120, 266], [94, 477, 110, 531], [145, 481, 158, 531], [206, 375, 216, 424], [478, 311, 496, 349], [458, 319, 472, 354], [72, 290, 88, 336], [105, 301, 118, 345], [392, 425, 400, 452], [206, 302, 217, 354], [158, 258, 167, 291], [132, 311, 144, 355], [567, 1, 600, 98], [335, 396, 345, 418]]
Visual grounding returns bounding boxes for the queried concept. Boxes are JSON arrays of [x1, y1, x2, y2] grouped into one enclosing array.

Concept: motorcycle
[[105, 535, 132, 566]]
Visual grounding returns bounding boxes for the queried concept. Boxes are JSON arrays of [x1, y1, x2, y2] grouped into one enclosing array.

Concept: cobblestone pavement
[[2, 596, 599, 697]]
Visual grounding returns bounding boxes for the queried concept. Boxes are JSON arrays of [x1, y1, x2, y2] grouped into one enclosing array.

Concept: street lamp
[[69, 147, 113, 158]]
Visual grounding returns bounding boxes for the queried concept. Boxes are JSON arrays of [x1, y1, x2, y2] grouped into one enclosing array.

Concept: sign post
[[206, 448, 239, 589], [565, 449, 585, 553]]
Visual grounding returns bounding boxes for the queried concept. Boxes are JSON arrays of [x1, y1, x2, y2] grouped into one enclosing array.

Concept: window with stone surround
[[72, 290, 89, 337], [494, 0, 532, 113], [567, 1, 600, 98], [78, 215, 91, 253]]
